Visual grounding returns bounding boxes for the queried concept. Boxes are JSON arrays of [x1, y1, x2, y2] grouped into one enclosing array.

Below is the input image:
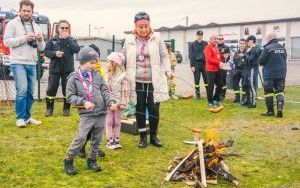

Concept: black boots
[[261, 96, 275, 116], [150, 134, 163, 147], [64, 159, 77, 175], [87, 158, 102, 172], [233, 94, 240, 103], [63, 99, 71, 116], [45, 98, 54, 117], [195, 88, 201, 100], [276, 99, 284, 118], [138, 132, 147, 148]]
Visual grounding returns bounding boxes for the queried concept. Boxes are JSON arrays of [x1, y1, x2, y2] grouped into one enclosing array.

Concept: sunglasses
[[135, 14, 150, 21], [60, 27, 69, 30]]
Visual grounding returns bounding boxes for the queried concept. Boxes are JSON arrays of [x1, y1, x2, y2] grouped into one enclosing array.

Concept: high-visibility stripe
[[45, 96, 56, 100], [241, 91, 246, 95], [222, 86, 227, 89], [195, 84, 200, 88], [275, 92, 285, 96], [264, 93, 274, 98], [204, 84, 208, 87], [234, 90, 240, 94]]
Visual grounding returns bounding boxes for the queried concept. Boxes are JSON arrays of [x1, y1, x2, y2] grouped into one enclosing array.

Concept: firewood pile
[[165, 128, 239, 187]]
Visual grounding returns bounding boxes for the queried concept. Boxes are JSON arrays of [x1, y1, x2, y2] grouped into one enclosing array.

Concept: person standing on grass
[[166, 43, 178, 100], [122, 11, 173, 148], [78, 44, 106, 158], [259, 33, 287, 118], [204, 34, 222, 108], [188, 30, 208, 100], [44, 19, 80, 117], [64, 46, 117, 175], [232, 39, 247, 104], [217, 34, 230, 101], [105, 52, 130, 150], [4, 0, 45, 127], [245, 35, 262, 108]]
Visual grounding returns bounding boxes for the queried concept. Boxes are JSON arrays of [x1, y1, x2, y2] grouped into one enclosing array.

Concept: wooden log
[[165, 148, 197, 181], [197, 139, 207, 187], [209, 105, 224, 113]]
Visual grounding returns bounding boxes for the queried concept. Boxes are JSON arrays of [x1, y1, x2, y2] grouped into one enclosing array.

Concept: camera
[[27, 40, 38, 48]]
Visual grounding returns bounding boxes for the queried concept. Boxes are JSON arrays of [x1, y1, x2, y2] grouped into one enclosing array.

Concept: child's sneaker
[[113, 138, 122, 149], [87, 158, 101, 172], [106, 143, 115, 150], [63, 159, 77, 175]]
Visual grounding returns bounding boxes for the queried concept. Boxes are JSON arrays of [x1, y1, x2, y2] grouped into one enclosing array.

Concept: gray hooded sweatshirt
[[66, 69, 115, 117]]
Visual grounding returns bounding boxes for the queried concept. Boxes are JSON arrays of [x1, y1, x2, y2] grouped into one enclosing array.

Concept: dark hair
[[134, 11, 150, 23], [196, 30, 203, 36], [239, 39, 245, 42], [89, 44, 101, 56], [247, 35, 256, 43], [19, 0, 34, 11], [58, 19, 70, 26]]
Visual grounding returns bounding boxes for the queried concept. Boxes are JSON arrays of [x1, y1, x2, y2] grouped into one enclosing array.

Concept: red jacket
[[204, 42, 221, 72]]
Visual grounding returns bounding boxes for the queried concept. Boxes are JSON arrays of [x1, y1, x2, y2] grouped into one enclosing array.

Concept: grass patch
[[0, 87, 300, 187]]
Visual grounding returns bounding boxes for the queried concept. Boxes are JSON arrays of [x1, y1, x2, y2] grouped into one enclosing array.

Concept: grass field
[[0, 87, 300, 188]]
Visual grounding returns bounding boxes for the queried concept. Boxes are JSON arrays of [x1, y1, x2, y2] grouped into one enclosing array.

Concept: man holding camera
[[44, 20, 80, 117], [4, 0, 45, 127]]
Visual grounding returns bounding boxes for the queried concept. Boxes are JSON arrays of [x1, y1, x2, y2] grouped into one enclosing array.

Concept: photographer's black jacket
[[258, 39, 287, 79], [45, 35, 80, 74], [189, 40, 208, 67]]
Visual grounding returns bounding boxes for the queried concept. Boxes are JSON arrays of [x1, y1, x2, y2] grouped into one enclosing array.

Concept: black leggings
[[135, 82, 160, 135]]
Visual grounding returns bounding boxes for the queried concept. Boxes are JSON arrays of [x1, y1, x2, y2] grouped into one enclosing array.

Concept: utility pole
[[88, 24, 91, 37], [186, 16, 189, 27]]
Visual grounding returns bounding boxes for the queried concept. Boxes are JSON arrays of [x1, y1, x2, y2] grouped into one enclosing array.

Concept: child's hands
[[109, 103, 118, 111], [84, 101, 95, 111], [118, 104, 126, 110]]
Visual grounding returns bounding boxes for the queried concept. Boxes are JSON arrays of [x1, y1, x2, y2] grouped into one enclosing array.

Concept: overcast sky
[[1, 0, 300, 39]]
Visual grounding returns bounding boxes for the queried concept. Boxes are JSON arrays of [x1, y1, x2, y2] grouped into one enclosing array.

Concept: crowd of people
[[4, 0, 287, 176]]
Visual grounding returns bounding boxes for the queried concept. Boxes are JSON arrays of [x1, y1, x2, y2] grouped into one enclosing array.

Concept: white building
[[156, 17, 300, 85]]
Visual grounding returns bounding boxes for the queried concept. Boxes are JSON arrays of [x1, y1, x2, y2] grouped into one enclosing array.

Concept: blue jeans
[[11, 64, 36, 120]]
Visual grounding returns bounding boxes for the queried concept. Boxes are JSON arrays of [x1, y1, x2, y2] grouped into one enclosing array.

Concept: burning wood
[[165, 128, 239, 187]]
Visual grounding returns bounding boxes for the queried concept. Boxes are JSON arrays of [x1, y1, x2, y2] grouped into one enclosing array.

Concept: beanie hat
[[107, 52, 125, 65], [78, 46, 99, 65], [89, 44, 101, 56]]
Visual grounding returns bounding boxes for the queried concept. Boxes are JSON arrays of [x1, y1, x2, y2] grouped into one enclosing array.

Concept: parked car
[[174, 51, 183, 63]]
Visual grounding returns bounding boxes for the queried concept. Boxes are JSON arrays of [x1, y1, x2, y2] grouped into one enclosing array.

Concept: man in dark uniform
[[245, 35, 261, 108], [44, 20, 80, 116], [217, 34, 230, 101], [189, 30, 208, 99], [259, 33, 287, 117], [232, 39, 247, 103]]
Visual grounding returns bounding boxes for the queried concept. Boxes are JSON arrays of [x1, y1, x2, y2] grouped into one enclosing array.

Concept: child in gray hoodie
[[63, 46, 117, 175]]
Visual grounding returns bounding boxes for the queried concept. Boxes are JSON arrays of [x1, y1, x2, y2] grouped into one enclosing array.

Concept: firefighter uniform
[[258, 38, 287, 117], [218, 43, 230, 101], [44, 35, 80, 116], [232, 48, 247, 103], [189, 40, 208, 99]]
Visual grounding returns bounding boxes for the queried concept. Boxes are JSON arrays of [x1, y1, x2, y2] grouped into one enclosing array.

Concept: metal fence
[[0, 36, 122, 103]]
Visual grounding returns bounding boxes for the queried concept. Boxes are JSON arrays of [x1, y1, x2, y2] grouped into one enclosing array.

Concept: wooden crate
[[121, 118, 149, 135]]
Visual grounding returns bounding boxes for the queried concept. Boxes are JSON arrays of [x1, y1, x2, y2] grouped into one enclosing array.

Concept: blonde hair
[[107, 60, 125, 78]]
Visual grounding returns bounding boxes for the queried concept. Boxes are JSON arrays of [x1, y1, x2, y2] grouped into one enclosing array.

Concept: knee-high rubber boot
[[138, 131, 147, 148], [276, 94, 285, 118], [63, 98, 71, 116], [261, 97, 275, 116], [45, 98, 54, 117]]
